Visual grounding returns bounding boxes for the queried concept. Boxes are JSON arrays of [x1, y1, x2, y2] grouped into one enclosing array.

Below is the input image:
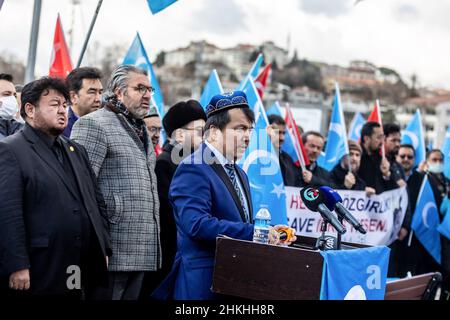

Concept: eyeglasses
[[131, 85, 155, 96], [148, 126, 162, 134], [398, 154, 414, 160]]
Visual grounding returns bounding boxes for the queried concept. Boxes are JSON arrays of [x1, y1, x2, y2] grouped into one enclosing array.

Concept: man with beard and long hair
[[330, 140, 376, 195], [358, 121, 398, 194], [383, 123, 407, 188], [71, 65, 160, 300], [0, 77, 111, 299]]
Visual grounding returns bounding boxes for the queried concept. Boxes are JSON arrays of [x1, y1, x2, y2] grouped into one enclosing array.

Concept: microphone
[[319, 186, 367, 234], [300, 187, 346, 234]]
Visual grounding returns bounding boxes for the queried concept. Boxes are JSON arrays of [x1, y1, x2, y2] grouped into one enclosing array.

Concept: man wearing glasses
[[71, 65, 160, 300], [143, 106, 163, 156]]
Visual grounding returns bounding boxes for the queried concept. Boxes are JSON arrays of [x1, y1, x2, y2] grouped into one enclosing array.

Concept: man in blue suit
[[153, 91, 294, 300]]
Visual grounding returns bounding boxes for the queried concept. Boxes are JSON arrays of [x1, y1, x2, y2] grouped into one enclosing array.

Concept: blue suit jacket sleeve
[[170, 163, 254, 243]]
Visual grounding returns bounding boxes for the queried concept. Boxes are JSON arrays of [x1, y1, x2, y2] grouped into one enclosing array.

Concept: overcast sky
[[1, 0, 449, 89]]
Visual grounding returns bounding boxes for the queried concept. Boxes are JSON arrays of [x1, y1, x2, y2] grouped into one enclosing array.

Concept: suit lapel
[[235, 167, 253, 223], [60, 138, 91, 210], [23, 126, 79, 200], [210, 163, 247, 223], [204, 144, 247, 223]]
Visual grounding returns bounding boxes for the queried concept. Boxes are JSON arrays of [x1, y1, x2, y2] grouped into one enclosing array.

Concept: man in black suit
[[358, 122, 398, 194], [0, 77, 111, 299], [301, 131, 334, 187]]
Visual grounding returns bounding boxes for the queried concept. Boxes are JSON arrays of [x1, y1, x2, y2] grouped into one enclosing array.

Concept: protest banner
[[286, 186, 408, 246]]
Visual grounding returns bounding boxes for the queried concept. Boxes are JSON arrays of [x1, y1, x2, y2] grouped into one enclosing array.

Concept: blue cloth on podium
[[320, 246, 390, 300], [152, 143, 254, 300]]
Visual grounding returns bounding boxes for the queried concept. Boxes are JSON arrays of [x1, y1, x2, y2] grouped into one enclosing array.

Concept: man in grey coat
[[71, 65, 160, 300]]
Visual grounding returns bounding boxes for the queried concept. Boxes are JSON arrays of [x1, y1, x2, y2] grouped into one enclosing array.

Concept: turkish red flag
[[49, 15, 73, 78], [367, 100, 382, 125], [284, 104, 310, 168], [154, 144, 162, 157], [254, 63, 271, 99], [367, 99, 386, 157]]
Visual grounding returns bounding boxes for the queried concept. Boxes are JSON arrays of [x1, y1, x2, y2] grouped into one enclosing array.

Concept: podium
[[211, 236, 364, 300]]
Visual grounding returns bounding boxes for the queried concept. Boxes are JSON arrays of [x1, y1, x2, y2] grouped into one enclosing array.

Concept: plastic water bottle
[[253, 208, 271, 244]]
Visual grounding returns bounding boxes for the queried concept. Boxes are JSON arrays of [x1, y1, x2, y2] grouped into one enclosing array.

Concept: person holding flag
[[410, 152, 450, 299], [383, 123, 407, 188], [358, 122, 398, 194], [301, 131, 334, 187], [422, 150, 450, 292], [398, 149, 449, 292], [393, 145, 424, 275], [329, 140, 374, 194]]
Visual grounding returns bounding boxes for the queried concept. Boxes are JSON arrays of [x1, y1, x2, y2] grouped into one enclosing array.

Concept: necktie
[[224, 163, 249, 222]]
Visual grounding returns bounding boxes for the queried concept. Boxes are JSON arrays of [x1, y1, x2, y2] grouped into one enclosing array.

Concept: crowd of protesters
[[0, 67, 448, 300]]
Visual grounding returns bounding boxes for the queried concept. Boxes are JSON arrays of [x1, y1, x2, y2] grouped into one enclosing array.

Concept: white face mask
[[0, 95, 19, 120], [428, 162, 444, 174]]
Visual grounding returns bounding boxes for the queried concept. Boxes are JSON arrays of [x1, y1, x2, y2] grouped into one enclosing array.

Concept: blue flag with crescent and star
[[237, 80, 287, 225], [348, 112, 365, 142], [401, 109, 426, 167], [317, 83, 349, 171], [442, 125, 450, 179], [237, 53, 263, 90], [320, 246, 390, 300], [411, 176, 441, 264], [437, 197, 450, 240]]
